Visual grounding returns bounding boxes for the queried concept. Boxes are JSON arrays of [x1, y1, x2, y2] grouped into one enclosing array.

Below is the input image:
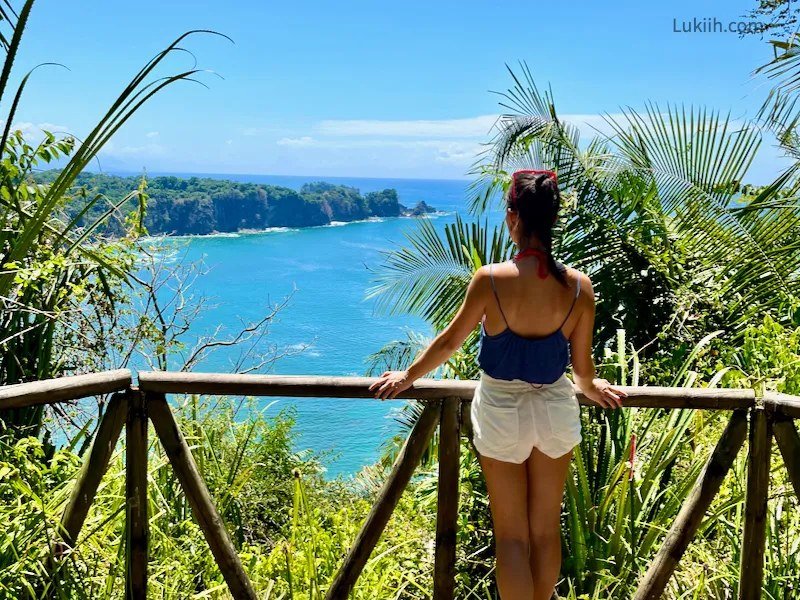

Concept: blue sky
[[9, 0, 789, 181]]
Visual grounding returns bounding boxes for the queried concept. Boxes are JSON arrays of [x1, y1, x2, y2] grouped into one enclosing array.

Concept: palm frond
[[467, 62, 588, 215], [365, 331, 430, 376], [756, 38, 800, 134], [368, 215, 512, 331]]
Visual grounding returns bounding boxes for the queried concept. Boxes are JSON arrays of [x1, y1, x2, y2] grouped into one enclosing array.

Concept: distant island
[[32, 172, 437, 236]]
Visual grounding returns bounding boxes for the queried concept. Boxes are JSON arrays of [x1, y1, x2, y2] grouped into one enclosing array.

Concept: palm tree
[[373, 63, 800, 360], [368, 58, 800, 598]]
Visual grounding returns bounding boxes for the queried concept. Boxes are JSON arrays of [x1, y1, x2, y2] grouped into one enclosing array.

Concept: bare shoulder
[[473, 264, 491, 280], [469, 265, 493, 292], [482, 260, 515, 278], [566, 267, 594, 300]]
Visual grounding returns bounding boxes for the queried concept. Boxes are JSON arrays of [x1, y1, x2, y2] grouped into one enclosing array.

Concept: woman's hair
[[507, 170, 567, 286]]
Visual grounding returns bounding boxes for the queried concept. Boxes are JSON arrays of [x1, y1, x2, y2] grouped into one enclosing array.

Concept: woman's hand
[[582, 378, 627, 409], [369, 370, 414, 400]]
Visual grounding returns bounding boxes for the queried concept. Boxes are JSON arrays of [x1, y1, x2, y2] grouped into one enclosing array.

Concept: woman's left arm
[[370, 268, 489, 400]]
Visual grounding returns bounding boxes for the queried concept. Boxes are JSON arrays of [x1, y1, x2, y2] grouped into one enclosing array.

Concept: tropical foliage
[[376, 65, 800, 359], [366, 28, 800, 600], [1, 0, 800, 598], [0, 0, 227, 446]]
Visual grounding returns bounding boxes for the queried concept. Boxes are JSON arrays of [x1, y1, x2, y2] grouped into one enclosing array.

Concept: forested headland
[[33, 171, 437, 236]]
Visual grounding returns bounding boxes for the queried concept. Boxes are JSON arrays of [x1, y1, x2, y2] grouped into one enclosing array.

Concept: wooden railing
[[2, 369, 800, 600]]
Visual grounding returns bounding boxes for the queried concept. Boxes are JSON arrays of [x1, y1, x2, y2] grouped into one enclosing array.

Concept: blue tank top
[[477, 263, 581, 385]]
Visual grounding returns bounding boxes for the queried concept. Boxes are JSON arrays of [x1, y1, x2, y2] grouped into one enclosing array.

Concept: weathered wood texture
[[147, 393, 258, 600], [633, 411, 748, 600], [324, 401, 442, 600], [763, 391, 800, 420], [773, 418, 800, 501], [0, 369, 131, 410], [434, 397, 461, 600], [140, 372, 477, 400], [738, 409, 772, 600], [126, 391, 148, 600], [138, 372, 756, 409], [61, 393, 128, 547], [460, 401, 474, 444]]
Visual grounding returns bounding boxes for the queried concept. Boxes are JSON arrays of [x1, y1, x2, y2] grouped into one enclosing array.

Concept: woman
[[370, 170, 626, 600]]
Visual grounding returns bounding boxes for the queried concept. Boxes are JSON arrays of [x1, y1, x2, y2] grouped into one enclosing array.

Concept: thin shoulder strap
[[559, 275, 581, 329], [488, 264, 510, 328]]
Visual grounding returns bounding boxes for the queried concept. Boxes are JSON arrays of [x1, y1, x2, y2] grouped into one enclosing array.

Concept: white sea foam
[[166, 232, 241, 240], [400, 210, 452, 220], [238, 227, 299, 234], [342, 241, 385, 251], [323, 216, 388, 228], [286, 342, 320, 357]]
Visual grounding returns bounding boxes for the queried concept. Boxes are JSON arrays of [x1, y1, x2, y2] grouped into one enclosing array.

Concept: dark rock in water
[[403, 200, 436, 217]]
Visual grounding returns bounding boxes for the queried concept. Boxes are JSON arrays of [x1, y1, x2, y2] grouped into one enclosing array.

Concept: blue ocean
[[145, 174, 496, 477]]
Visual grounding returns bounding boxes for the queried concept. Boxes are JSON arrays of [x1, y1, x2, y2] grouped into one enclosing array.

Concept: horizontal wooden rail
[[138, 372, 757, 409], [763, 391, 800, 419], [0, 369, 132, 410], [138, 372, 477, 400]]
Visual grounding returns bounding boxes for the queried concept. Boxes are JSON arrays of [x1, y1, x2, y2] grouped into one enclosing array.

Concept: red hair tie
[[510, 169, 558, 208]]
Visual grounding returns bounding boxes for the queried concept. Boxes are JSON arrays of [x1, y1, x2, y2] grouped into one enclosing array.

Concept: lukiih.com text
[[672, 17, 767, 35]]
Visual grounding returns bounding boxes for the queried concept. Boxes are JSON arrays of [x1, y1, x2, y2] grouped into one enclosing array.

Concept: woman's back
[[477, 253, 586, 385], [481, 256, 584, 340], [370, 168, 625, 600]]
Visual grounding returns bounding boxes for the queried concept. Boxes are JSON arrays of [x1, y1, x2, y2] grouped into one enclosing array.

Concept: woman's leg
[[526, 447, 572, 600], [480, 455, 532, 600]]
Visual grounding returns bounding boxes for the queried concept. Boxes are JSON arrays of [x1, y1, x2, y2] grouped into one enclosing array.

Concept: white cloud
[[36, 122, 70, 133], [261, 112, 661, 177], [225, 139, 233, 145], [316, 115, 499, 138], [242, 127, 261, 136], [277, 136, 316, 146], [100, 142, 164, 157], [7, 122, 71, 139], [313, 113, 637, 141], [275, 137, 482, 167], [259, 112, 656, 178], [118, 144, 164, 156], [146, 131, 159, 137]]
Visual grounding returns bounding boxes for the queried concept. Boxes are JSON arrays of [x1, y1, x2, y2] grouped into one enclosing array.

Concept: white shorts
[[470, 371, 582, 463]]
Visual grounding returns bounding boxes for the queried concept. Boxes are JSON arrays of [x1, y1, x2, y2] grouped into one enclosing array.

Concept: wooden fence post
[[147, 393, 258, 600], [738, 408, 772, 600], [324, 401, 442, 600], [434, 397, 461, 600], [633, 411, 748, 600], [60, 392, 128, 549], [773, 418, 800, 500], [126, 390, 149, 600]]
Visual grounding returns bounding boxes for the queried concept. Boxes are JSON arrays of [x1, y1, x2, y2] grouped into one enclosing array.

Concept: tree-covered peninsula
[[33, 172, 436, 236]]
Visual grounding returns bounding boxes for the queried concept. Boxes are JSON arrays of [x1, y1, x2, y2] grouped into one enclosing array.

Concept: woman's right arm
[[569, 275, 626, 409]]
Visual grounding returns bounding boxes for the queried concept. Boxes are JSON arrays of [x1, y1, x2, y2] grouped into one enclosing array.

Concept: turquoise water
[[150, 175, 484, 477]]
